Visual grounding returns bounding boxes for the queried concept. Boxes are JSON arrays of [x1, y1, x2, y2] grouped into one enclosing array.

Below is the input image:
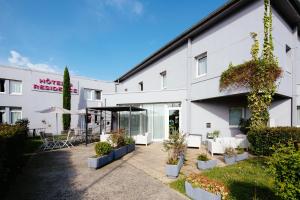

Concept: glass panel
[[10, 80, 22, 94], [162, 74, 166, 89], [169, 109, 179, 134], [143, 104, 153, 135], [229, 107, 243, 126], [119, 111, 129, 134], [0, 79, 5, 92], [0, 109, 6, 124], [297, 106, 300, 125], [95, 90, 101, 100], [10, 110, 21, 124], [130, 112, 140, 136], [153, 104, 165, 140], [197, 56, 207, 76], [85, 89, 93, 100]]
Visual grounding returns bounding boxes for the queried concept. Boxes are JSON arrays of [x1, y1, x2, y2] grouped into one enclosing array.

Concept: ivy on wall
[[220, 0, 282, 129]]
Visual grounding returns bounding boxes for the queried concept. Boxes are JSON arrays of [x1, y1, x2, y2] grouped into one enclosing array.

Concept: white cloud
[[8, 50, 60, 73]]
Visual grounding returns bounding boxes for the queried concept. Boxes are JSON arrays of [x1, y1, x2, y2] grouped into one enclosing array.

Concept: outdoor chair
[[40, 132, 61, 151], [59, 129, 75, 148]]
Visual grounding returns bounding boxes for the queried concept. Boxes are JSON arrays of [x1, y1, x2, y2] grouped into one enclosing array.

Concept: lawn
[[170, 158, 277, 200]]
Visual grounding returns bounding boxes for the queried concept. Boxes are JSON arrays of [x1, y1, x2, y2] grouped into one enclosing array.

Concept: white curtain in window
[[11, 111, 21, 124], [229, 107, 243, 126], [197, 56, 207, 76], [0, 111, 6, 124], [143, 104, 153, 135], [153, 104, 165, 140], [10, 81, 22, 94], [297, 107, 300, 125]]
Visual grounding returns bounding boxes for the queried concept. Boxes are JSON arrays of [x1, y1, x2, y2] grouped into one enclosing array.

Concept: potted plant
[[224, 147, 236, 164], [108, 129, 127, 160], [197, 153, 217, 170], [212, 130, 220, 141], [163, 131, 186, 178], [88, 141, 113, 169], [125, 136, 135, 153], [185, 173, 228, 200], [235, 146, 248, 161]]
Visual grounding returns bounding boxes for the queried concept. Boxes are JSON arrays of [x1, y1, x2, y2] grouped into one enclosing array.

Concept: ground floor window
[[10, 108, 22, 124], [229, 107, 244, 127], [297, 106, 300, 126], [0, 107, 6, 124]]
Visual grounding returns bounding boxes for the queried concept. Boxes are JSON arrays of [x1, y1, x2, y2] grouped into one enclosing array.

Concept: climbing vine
[[220, 0, 282, 129]]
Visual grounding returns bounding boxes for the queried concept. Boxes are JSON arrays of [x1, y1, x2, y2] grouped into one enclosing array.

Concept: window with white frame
[[84, 89, 93, 100], [0, 79, 5, 93], [10, 108, 22, 124], [297, 106, 300, 126], [0, 107, 6, 124], [10, 80, 22, 94], [196, 53, 207, 77], [95, 90, 101, 100], [229, 107, 243, 126], [160, 71, 167, 89], [139, 82, 143, 91]]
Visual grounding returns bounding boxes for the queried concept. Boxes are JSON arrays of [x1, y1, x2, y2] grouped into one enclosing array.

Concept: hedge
[[0, 124, 27, 199], [248, 127, 300, 156]]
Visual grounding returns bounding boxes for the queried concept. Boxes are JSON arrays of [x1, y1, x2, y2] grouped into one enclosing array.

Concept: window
[[139, 82, 143, 91], [0, 79, 5, 93], [0, 107, 6, 124], [10, 108, 22, 124], [95, 90, 101, 100], [196, 53, 207, 77], [229, 107, 243, 126], [297, 106, 300, 126], [84, 89, 93, 100], [160, 71, 167, 89], [10, 80, 22, 94]]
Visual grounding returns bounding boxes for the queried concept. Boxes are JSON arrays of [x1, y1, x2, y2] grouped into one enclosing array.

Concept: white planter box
[[197, 159, 217, 170], [185, 181, 221, 200], [235, 152, 248, 161]]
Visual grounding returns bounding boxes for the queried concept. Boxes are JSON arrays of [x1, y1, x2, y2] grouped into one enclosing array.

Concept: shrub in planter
[[165, 156, 181, 178], [125, 136, 135, 153], [88, 142, 113, 169], [247, 127, 300, 156], [268, 143, 300, 200], [108, 129, 126, 148], [197, 153, 217, 170], [235, 146, 248, 162], [224, 147, 236, 165], [185, 173, 229, 200]]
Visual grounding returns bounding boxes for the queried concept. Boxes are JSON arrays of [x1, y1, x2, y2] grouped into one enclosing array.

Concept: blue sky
[[0, 0, 226, 80]]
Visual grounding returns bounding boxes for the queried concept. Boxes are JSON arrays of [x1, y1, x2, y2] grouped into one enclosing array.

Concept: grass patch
[[170, 158, 277, 200]]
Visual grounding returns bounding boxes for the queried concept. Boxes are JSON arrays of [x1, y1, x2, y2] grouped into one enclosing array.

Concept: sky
[[0, 0, 227, 80]]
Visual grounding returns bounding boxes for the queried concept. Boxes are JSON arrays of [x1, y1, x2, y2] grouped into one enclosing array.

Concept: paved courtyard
[[6, 143, 187, 200]]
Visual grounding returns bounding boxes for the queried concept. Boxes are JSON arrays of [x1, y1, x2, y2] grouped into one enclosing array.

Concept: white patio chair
[[40, 132, 59, 151], [59, 129, 75, 148]]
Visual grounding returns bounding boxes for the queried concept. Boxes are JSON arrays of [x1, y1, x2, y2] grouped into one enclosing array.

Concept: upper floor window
[[10, 108, 22, 124], [0, 79, 5, 93], [196, 53, 207, 77], [229, 107, 244, 127], [160, 71, 167, 89], [84, 89, 101, 101], [139, 82, 143, 91], [10, 80, 22, 94]]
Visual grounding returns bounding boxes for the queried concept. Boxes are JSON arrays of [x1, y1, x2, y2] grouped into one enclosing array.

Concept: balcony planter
[[235, 152, 248, 162], [88, 151, 114, 169], [113, 146, 127, 160], [165, 159, 181, 178], [197, 159, 217, 170], [127, 143, 135, 153], [224, 155, 236, 165], [185, 181, 221, 200]]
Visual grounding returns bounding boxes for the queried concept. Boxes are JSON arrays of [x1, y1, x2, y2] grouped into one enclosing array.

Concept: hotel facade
[[1, 0, 300, 141]]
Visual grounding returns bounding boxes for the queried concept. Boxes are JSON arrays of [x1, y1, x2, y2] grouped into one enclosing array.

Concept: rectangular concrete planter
[[235, 152, 248, 161], [178, 155, 184, 168], [197, 159, 217, 170], [165, 159, 181, 178], [185, 181, 221, 200], [88, 151, 114, 169], [224, 155, 236, 165], [113, 146, 127, 160], [127, 144, 135, 153]]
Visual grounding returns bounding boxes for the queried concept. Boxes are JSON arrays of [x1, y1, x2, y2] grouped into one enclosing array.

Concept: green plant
[[170, 177, 186, 194], [224, 147, 236, 157], [62, 66, 71, 131], [268, 143, 300, 200], [186, 173, 229, 199], [219, 0, 282, 130], [108, 129, 126, 148], [213, 130, 220, 139], [124, 136, 135, 145], [247, 127, 300, 155], [197, 153, 210, 161], [236, 146, 245, 154], [167, 156, 179, 165], [94, 142, 112, 156], [239, 118, 251, 134], [163, 131, 186, 164]]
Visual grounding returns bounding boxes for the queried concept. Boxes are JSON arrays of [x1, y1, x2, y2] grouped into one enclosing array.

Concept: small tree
[[62, 67, 71, 131]]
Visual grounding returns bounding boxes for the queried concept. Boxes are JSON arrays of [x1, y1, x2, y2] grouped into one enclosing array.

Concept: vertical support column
[[100, 111, 102, 136], [85, 108, 88, 146], [291, 28, 299, 126], [129, 106, 132, 137]]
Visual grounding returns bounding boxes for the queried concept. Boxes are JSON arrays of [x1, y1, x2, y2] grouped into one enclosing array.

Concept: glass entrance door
[[168, 108, 180, 136]]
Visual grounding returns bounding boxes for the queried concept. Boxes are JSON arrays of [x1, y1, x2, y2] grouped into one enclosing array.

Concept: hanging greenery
[[220, 0, 282, 129]]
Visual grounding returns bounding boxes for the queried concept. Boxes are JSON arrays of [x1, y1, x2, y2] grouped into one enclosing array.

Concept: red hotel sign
[[33, 78, 78, 94]]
